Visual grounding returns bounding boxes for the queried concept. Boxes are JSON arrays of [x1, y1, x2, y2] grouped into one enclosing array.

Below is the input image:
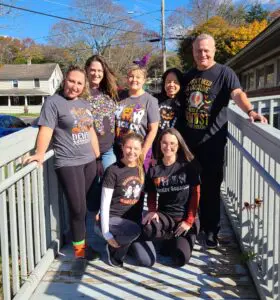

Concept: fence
[[0, 127, 63, 300], [224, 103, 280, 299]]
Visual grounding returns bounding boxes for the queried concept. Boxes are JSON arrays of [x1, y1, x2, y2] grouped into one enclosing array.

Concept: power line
[[0, 2, 155, 36]]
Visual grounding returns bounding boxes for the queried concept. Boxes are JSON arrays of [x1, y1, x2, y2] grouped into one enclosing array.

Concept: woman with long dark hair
[[85, 55, 118, 213], [142, 128, 201, 266]]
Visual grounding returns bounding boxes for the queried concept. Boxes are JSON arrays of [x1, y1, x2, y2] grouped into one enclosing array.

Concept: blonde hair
[[127, 64, 147, 79], [121, 132, 145, 184]]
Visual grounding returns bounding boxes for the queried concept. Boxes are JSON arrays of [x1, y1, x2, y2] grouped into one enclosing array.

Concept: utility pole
[[161, 0, 166, 72]]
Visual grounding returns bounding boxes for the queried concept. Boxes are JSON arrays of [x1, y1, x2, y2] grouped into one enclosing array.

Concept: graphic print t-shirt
[[102, 162, 144, 221], [183, 63, 241, 149], [89, 90, 116, 154], [158, 97, 181, 134], [146, 161, 200, 219], [115, 91, 160, 141], [38, 93, 94, 168]]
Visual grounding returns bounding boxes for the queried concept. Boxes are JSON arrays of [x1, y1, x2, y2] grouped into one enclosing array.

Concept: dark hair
[[155, 128, 194, 162], [158, 68, 183, 103], [85, 55, 118, 100], [121, 132, 145, 184], [57, 65, 87, 96]]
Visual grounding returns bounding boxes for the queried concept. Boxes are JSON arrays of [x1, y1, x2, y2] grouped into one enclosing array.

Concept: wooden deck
[[30, 206, 258, 300]]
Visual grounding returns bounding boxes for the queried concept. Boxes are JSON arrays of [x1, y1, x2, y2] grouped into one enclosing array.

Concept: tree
[[48, 0, 153, 57], [245, 3, 269, 23]]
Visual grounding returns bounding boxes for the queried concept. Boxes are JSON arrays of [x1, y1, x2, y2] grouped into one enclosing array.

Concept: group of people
[[25, 33, 267, 268]]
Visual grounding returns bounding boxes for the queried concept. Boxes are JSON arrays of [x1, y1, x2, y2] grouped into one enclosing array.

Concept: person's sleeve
[[225, 66, 242, 92], [184, 185, 200, 227], [38, 96, 58, 129], [102, 166, 116, 189], [145, 167, 157, 212], [100, 187, 114, 240], [147, 94, 160, 123]]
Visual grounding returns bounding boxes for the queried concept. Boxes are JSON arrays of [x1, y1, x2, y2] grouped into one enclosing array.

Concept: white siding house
[[0, 63, 63, 113]]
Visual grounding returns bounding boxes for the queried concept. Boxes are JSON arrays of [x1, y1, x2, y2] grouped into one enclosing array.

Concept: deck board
[[30, 206, 258, 299]]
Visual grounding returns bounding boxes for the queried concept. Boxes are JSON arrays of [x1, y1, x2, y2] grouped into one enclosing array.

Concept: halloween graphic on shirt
[[185, 78, 214, 130], [159, 104, 177, 130], [70, 107, 92, 145], [153, 172, 189, 193], [120, 176, 143, 205], [90, 94, 115, 135], [115, 103, 145, 138]]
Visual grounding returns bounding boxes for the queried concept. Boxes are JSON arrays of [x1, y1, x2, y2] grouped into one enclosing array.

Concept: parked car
[[0, 114, 28, 138]]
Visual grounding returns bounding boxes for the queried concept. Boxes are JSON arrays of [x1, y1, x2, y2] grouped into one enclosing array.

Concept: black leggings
[[142, 212, 200, 266], [55, 161, 96, 243]]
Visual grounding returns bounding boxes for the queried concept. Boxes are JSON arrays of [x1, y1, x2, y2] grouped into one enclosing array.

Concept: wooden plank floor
[[30, 206, 258, 300]]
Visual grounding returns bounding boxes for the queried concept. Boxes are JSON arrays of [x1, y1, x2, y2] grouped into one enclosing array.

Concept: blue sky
[[0, 0, 186, 43]]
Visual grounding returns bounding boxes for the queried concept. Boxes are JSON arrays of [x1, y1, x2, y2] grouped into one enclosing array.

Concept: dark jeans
[[109, 217, 156, 266], [142, 212, 199, 266], [195, 141, 225, 236], [87, 147, 116, 212], [55, 161, 96, 243]]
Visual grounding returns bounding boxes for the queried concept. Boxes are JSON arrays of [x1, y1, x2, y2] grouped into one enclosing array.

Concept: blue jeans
[[87, 147, 116, 212]]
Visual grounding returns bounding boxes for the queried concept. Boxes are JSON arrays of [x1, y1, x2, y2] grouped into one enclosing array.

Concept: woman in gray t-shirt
[[25, 66, 100, 260], [116, 64, 160, 171]]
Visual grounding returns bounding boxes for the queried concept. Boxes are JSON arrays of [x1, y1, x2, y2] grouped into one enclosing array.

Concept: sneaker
[[206, 232, 219, 249], [106, 244, 123, 267]]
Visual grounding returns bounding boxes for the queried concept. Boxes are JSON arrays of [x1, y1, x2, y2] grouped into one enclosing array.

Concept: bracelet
[[96, 156, 102, 161], [247, 109, 254, 116]]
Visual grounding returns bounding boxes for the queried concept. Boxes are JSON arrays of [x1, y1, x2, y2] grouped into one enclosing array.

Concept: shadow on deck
[[30, 206, 258, 300]]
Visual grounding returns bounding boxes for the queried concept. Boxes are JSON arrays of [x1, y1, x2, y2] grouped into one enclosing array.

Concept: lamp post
[[161, 0, 166, 72]]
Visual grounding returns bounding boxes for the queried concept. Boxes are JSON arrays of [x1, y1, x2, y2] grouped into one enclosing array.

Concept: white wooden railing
[[250, 95, 280, 128], [0, 127, 63, 300], [223, 103, 280, 299]]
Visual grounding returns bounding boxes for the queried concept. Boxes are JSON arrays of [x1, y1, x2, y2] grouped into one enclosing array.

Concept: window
[[241, 74, 247, 90], [256, 68, 265, 88], [277, 59, 280, 86], [34, 78, 40, 88], [12, 80, 18, 88], [248, 73, 254, 90], [265, 64, 274, 87]]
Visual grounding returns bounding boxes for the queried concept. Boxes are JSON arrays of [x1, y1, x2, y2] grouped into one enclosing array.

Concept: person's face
[[127, 70, 145, 93], [87, 61, 104, 88], [63, 70, 85, 100], [160, 133, 179, 159], [164, 72, 180, 98], [122, 138, 142, 165], [192, 38, 216, 70]]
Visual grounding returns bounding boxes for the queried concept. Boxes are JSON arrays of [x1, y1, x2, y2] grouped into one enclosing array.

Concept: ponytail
[[121, 132, 145, 183]]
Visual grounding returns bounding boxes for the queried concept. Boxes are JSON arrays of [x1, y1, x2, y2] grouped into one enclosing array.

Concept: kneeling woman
[[100, 132, 156, 267], [142, 128, 201, 266]]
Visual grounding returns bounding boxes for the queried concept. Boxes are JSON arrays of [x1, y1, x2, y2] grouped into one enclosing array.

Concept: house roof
[[0, 89, 50, 96], [0, 63, 58, 80]]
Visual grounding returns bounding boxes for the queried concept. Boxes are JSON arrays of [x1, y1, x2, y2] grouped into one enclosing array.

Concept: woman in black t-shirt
[[100, 132, 156, 267], [143, 128, 201, 266]]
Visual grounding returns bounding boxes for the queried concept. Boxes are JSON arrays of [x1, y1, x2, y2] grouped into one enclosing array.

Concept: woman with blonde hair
[[101, 132, 156, 267], [115, 63, 160, 171]]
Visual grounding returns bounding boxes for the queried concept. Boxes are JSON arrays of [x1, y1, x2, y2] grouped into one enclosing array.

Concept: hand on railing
[[248, 110, 268, 124], [23, 153, 44, 166]]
